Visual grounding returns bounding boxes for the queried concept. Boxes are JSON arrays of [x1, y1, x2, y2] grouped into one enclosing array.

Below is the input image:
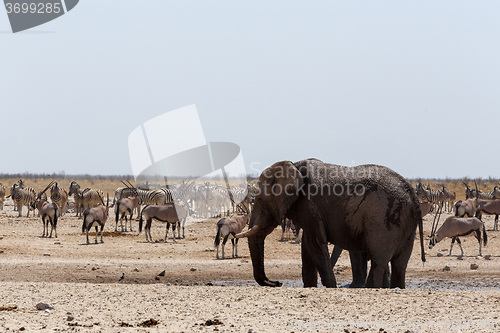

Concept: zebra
[[0, 183, 5, 210], [81, 188, 105, 211], [463, 182, 500, 200], [10, 179, 24, 211], [113, 187, 136, 201], [415, 183, 445, 212], [436, 185, 456, 213], [159, 187, 175, 205], [228, 186, 250, 214], [472, 188, 497, 200], [50, 182, 68, 216], [133, 188, 165, 219], [69, 181, 85, 217], [8, 184, 36, 217]]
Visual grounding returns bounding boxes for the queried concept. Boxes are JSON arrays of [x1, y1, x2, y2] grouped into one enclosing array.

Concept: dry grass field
[[0, 177, 500, 332]]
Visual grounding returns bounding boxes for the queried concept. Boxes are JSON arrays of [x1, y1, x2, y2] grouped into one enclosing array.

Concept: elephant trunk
[[248, 225, 282, 287]]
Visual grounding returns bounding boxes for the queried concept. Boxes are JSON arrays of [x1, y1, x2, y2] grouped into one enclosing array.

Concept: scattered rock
[[158, 270, 165, 277], [91, 267, 97, 271], [485, 255, 492, 260], [0, 305, 17, 311], [0, 250, 3, 254], [201, 319, 222, 326], [19, 327, 25, 331], [54, 241, 61, 245], [205, 247, 215, 252], [133, 268, 139, 272], [443, 266, 451, 271], [155, 276, 160, 281], [43, 253, 50, 256], [36, 302, 54, 310], [67, 315, 74, 321], [138, 318, 159, 327], [175, 278, 182, 283], [476, 256, 483, 260], [206, 282, 214, 286], [120, 322, 133, 327], [190, 268, 196, 272], [248, 329, 256, 333], [436, 252, 444, 257], [470, 263, 479, 270], [394, 287, 401, 294]]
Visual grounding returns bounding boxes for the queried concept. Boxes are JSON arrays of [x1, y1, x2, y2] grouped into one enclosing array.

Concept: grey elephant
[[237, 158, 425, 288]]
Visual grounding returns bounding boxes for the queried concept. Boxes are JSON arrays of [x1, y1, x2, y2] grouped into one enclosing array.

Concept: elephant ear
[[259, 161, 304, 220]]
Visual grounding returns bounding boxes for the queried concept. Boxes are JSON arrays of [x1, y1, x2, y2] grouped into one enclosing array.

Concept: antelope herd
[[0, 178, 500, 260], [0, 179, 255, 246]]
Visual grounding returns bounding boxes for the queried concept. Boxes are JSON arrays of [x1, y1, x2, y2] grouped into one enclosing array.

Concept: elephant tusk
[[235, 224, 262, 238]]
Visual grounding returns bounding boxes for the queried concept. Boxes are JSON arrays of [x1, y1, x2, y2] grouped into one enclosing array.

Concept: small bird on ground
[[119, 273, 125, 282]]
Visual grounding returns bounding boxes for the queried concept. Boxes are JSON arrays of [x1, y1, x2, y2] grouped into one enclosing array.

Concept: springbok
[[475, 199, 500, 231], [82, 193, 110, 244], [0, 183, 5, 210], [139, 204, 189, 243], [214, 214, 250, 259], [429, 216, 487, 257], [32, 181, 59, 238], [115, 182, 142, 232]]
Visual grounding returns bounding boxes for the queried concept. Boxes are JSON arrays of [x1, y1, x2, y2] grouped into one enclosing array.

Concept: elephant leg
[[366, 262, 387, 288], [349, 251, 368, 288], [329, 245, 343, 267], [301, 230, 336, 288], [301, 239, 319, 287], [389, 241, 413, 289], [382, 264, 390, 288], [331, 247, 370, 288]]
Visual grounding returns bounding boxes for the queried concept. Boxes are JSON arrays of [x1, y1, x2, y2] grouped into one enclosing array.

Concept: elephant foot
[[262, 279, 282, 287], [349, 282, 366, 288]]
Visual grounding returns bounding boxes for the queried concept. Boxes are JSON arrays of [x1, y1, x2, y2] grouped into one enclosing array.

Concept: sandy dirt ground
[[1, 198, 500, 332]]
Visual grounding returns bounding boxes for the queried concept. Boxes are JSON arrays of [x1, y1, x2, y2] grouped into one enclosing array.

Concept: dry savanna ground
[[0, 178, 500, 332]]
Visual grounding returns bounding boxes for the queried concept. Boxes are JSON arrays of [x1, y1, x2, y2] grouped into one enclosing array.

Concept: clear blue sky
[[1, 1, 499, 179]]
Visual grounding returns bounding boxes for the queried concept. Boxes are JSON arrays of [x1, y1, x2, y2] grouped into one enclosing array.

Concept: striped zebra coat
[[50, 183, 68, 216], [10, 184, 36, 217], [81, 188, 105, 211], [69, 181, 85, 217]]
